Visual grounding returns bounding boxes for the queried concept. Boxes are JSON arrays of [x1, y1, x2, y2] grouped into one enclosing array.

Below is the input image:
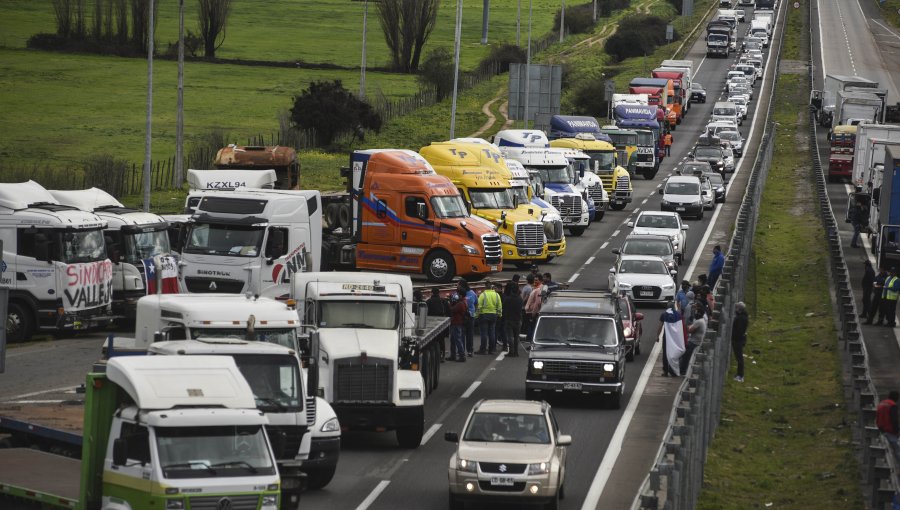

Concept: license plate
[[563, 382, 582, 390], [563, 218, 573, 223], [675, 207, 685, 212], [490, 477, 515, 486], [640, 291, 654, 297], [490, 265, 498, 271]]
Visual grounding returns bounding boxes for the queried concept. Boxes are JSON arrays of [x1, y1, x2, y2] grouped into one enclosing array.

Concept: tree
[[418, 47, 455, 101], [130, 0, 157, 53], [52, 0, 74, 37], [377, 0, 440, 72], [198, 0, 232, 58], [290, 80, 382, 147]]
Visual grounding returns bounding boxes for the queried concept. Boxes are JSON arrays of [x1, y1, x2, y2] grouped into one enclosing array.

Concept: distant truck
[[0, 356, 281, 510], [549, 134, 634, 211], [215, 144, 299, 190], [810, 74, 879, 127], [853, 125, 900, 188], [652, 67, 691, 119], [707, 21, 733, 57], [834, 89, 887, 129], [828, 125, 857, 182], [870, 144, 900, 270], [613, 103, 664, 178]]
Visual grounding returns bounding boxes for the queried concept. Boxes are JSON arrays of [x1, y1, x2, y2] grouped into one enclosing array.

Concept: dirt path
[[467, 86, 506, 138]]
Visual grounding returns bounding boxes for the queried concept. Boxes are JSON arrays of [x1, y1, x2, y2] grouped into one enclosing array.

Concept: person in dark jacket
[[862, 260, 875, 318], [867, 266, 888, 324], [731, 301, 749, 382], [876, 390, 900, 464], [426, 286, 450, 317], [501, 281, 524, 357], [449, 294, 468, 362], [708, 245, 725, 288]]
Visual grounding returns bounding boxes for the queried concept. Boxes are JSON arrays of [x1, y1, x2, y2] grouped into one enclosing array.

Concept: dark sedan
[[690, 83, 707, 103]]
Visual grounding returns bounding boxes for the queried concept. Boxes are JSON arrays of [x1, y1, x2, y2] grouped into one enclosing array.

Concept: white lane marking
[[611, 230, 620, 237], [5, 386, 76, 400], [641, 198, 649, 205], [355, 480, 391, 510], [870, 18, 900, 41], [421, 423, 442, 446], [461, 381, 482, 399], [568, 273, 580, 283], [833, 0, 857, 74], [599, 241, 609, 250], [495, 351, 507, 361], [586, 256, 596, 265], [632, 207, 641, 214]]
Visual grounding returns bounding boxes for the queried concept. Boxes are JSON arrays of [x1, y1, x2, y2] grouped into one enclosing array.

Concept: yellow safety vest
[[884, 276, 900, 301]]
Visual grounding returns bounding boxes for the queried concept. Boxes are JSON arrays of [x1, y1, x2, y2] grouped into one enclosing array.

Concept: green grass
[[879, 0, 900, 29], [697, 4, 864, 509]]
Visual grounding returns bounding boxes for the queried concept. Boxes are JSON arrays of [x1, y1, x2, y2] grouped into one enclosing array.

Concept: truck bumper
[[545, 239, 566, 258], [526, 379, 623, 394], [457, 254, 502, 277], [612, 192, 633, 205], [305, 437, 341, 470], [500, 243, 548, 261], [333, 403, 424, 432]]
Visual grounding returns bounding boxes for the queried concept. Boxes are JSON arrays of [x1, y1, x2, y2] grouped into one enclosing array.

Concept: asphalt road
[[0, 5, 781, 510], [813, 0, 900, 398]]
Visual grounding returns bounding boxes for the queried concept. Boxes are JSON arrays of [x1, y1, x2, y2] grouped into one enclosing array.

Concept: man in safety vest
[[664, 131, 673, 156], [476, 280, 503, 355], [880, 267, 900, 327], [876, 390, 900, 464]]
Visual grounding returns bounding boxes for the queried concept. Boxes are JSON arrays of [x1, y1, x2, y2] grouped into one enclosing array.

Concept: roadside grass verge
[[879, 0, 900, 29], [696, 4, 864, 509]]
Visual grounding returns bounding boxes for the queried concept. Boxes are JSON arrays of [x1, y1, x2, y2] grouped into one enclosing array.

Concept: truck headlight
[[261, 495, 278, 508], [462, 244, 479, 255], [320, 417, 340, 433], [399, 389, 422, 400], [603, 363, 616, 373], [499, 234, 515, 245], [166, 499, 185, 510], [458, 458, 478, 473], [528, 462, 550, 475], [531, 360, 544, 372]]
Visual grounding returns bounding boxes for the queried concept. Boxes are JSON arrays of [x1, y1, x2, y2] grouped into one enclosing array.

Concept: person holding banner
[[656, 299, 686, 377]]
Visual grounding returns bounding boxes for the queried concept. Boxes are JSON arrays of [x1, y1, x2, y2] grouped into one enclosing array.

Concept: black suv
[[525, 291, 626, 408]]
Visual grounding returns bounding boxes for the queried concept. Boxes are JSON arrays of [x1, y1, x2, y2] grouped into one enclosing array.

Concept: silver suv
[[446, 399, 571, 510]]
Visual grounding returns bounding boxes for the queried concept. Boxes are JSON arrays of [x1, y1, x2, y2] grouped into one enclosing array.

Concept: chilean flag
[[143, 256, 180, 295], [661, 307, 687, 376]]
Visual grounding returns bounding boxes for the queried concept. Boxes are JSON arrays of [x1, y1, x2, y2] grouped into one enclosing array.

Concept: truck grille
[[588, 184, 606, 205], [632, 285, 662, 300], [615, 175, 631, 197], [637, 152, 654, 163], [550, 195, 582, 219], [265, 424, 308, 461], [479, 462, 527, 474], [184, 277, 245, 293], [482, 234, 502, 265], [189, 495, 259, 510], [540, 359, 607, 382], [306, 396, 317, 427], [334, 357, 392, 404], [515, 222, 545, 249], [544, 220, 564, 242]]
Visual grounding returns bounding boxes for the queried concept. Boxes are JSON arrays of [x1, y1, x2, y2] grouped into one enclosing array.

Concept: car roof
[[667, 175, 701, 183], [474, 399, 546, 415], [637, 210, 679, 218], [541, 291, 618, 315], [619, 254, 668, 262], [625, 233, 673, 241]]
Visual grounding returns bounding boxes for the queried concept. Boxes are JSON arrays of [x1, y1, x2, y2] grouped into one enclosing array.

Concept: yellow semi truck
[[550, 134, 634, 211]]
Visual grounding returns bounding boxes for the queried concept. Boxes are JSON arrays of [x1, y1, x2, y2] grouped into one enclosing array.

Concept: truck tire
[[396, 422, 424, 448], [338, 204, 352, 229], [626, 345, 635, 362], [566, 226, 586, 237], [422, 348, 434, 395], [305, 466, 337, 490], [7, 302, 33, 343], [609, 202, 627, 211], [424, 250, 456, 283], [430, 344, 440, 392], [325, 203, 340, 229]]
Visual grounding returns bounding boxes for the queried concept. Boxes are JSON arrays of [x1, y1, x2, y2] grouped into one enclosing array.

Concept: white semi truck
[[0, 181, 116, 342]]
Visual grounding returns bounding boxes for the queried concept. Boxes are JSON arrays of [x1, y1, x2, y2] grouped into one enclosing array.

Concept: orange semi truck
[[320, 149, 503, 282], [629, 78, 678, 129]]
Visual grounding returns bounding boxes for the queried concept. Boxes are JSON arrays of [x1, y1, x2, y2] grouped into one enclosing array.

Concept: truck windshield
[[585, 151, 617, 172], [531, 166, 572, 184], [533, 316, 618, 346], [318, 300, 399, 329], [511, 185, 530, 204], [709, 34, 728, 43], [231, 353, 303, 412], [430, 195, 468, 218], [567, 159, 591, 177], [635, 131, 655, 146], [63, 229, 106, 263], [185, 223, 264, 257], [469, 188, 515, 209], [124, 229, 170, 264], [190, 327, 299, 351], [157, 425, 276, 479]]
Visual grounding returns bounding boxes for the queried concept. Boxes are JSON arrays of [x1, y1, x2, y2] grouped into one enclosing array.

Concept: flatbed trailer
[[0, 448, 81, 508]]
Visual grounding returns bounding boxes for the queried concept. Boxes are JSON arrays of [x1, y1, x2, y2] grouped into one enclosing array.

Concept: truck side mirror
[[658, 188, 664, 195], [612, 249, 620, 254], [416, 202, 428, 220], [112, 438, 128, 466]]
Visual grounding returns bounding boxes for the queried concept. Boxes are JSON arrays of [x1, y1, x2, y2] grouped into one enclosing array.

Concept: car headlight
[[662, 283, 675, 290], [666, 260, 677, 270], [399, 389, 422, 400], [458, 458, 478, 473], [528, 462, 550, 475], [532, 360, 544, 372], [462, 244, 479, 256], [618, 282, 632, 290], [261, 495, 278, 507], [499, 234, 515, 245], [320, 417, 340, 433], [603, 363, 616, 373]]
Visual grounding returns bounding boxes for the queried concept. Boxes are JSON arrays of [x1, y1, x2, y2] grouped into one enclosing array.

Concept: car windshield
[[622, 239, 673, 256], [190, 328, 299, 351], [666, 182, 699, 195], [124, 228, 170, 264], [533, 316, 618, 346], [619, 259, 669, 275], [683, 163, 709, 174], [157, 425, 275, 479], [469, 188, 515, 210], [695, 147, 722, 158], [464, 412, 550, 444], [719, 132, 740, 141], [707, 174, 725, 186], [318, 300, 399, 329], [636, 214, 679, 229], [230, 354, 303, 412], [585, 151, 617, 172], [431, 196, 469, 218], [185, 223, 264, 257], [692, 83, 704, 90], [62, 229, 107, 263], [532, 166, 571, 184]]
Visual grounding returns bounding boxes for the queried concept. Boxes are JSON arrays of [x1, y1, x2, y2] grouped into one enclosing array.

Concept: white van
[[712, 101, 740, 125]]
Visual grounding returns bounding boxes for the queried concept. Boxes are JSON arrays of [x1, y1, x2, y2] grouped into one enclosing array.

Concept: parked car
[[731, 96, 749, 119], [627, 210, 689, 263], [691, 144, 727, 178], [608, 255, 678, 304], [735, 9, 746, 22], [446, 400, 571, 510], [690, 82, 707, 103]]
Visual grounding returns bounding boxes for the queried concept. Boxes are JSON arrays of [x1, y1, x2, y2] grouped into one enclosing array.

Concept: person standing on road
[[524, 277, 544, 340], [849, 198, 864, 248], [862, 259, 875, 319], [449, 294, 468, 362], [867, 266, 888, 325], [542, 272, 559, 294], [458, 280, 477, 357], [708, 245, 725, 288], [656, 300, 686, 377], [675, 280, 691, 315], [876, 390, 900, 464], [521, 274, 535, 334], [476, 281, 503, 354], [502, 282, 524, 357], [881, 267, 900, 327], [680, 305, 707, 375], [664, 131, 673, 156], [731, 301, 749, 382], [426, 286, 450, 317]]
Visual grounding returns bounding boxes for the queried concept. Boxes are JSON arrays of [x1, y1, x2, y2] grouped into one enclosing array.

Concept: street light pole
[[360, 0, 368, 98], [142, 0, 154, 212], [449, 0, 463, 138], [481, 0, 489, 45], [559, 0, 565, 44], [175, 0, 184, 187], [524, 0, 532, 128], [516, 0, 521, 46]]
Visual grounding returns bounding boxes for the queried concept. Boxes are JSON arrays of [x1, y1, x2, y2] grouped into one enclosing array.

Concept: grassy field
[[878, 0, 900, 29], [696, 3, 864, 509]]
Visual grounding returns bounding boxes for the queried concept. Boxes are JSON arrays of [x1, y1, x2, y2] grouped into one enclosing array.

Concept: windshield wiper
[[256, 397, 288, 411], [339, 323, 374, 328], [565, 338, 598, 345], [212, 460, 259, 474], [164, 461, 216, 474]]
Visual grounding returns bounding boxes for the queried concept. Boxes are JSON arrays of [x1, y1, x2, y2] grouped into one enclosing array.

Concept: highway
[[0, 4, 782, 509], [814, 0, 900, 397]]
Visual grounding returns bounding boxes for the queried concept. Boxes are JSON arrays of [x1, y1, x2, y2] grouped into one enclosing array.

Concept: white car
[[730, 96, 749, 119], [719, 130, 744, 156], [722, 146, 736, 172], [608, 254, 678, 304], [707, 120, 740, 135], [659, 175, 705, 220], [627, 210, 689, 263]]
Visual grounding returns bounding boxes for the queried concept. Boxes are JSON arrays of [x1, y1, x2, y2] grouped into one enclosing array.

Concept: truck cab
[[549, 146, 607, 222], [49, 188, 171, 319], [629, 78, 678, 129], [550, 134, 634, 211], [600, 126, 641, 177], [420, 141, 550, 267], [0, 180, 115, 343], [505, 158, 567, 260], [612, 103, 663, 179]]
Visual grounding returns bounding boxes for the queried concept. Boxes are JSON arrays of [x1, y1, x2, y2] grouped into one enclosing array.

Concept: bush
[[568, 71, 619, 118], [604, 15, 677, 62], [554, 4, 597, 35], [600, 0, 632, 16], [290, 80, 382, 148], [162, 30, 204, 58], [477, 43, 526, 74], [665, 0, 684, 11], [417, 47, 455, 101]]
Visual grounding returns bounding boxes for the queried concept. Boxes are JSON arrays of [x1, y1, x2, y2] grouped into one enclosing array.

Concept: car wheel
[[559, 483, 566, 500], [567, 226, 586, 237], [449, 491, 465, 510]]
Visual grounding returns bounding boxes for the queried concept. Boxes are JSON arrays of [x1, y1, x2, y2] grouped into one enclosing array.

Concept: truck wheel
[[396, 423, 424, 448], [635, 341, 641, 356], [7, 302, 33, 343], [595, 210, 605, 221], [424, 250, 456, 283], [306, 466, 337, 490], [609, 202, 627, 211], [567, 227, 586, 237], [421, 348, 433, 395]]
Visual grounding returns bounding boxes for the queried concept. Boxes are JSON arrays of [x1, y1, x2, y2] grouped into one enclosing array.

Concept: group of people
[[421, 267, 560, 363], [861, 262, 900, 327]]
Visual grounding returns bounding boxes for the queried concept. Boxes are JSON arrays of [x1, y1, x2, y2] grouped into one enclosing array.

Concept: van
[[712, 101, 740, 125], [659, 175, 704, 220]]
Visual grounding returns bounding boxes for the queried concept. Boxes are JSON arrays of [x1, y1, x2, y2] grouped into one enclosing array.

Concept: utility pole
[[360, 0, 368, 98], [593, 0, 597, 23], [175, 0, 184, 187], [481, 0, 489, 45], [449, 0, 463, 138], [524, 0, 533, 128], [559, 0, 565, 43], [142, 0, 154, 212], [516, 0, 521, 46]]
